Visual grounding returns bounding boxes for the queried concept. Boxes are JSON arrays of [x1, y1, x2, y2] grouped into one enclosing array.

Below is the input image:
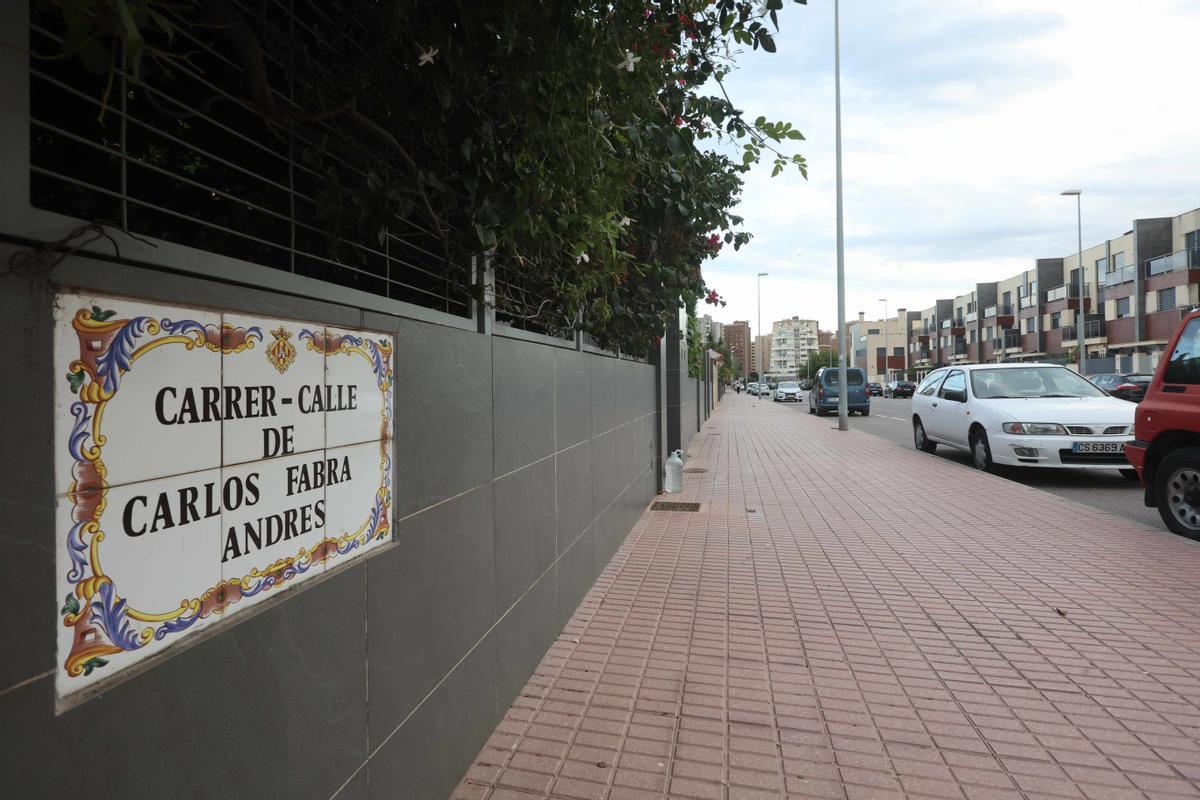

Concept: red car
[[1125, 309, 1200, 537]]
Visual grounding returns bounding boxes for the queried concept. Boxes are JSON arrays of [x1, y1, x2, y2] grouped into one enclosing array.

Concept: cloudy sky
[[703, 0, 1200, 338]]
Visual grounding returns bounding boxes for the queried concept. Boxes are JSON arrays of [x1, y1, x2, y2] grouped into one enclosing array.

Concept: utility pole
[[834, 0, 848, 431], [1061, 190, 1085, 375], [879, 298, 888, 385], [756, 271, 767, 402]]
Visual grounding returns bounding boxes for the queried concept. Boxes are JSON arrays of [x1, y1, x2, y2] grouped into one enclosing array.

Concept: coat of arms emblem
[[265, 326, 297, 373]]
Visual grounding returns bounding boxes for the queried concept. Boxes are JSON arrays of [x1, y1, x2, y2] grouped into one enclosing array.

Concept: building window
[[986, 326, 993, 340], [1050, 312, 1061, 330], [1096, 256, 1108, 272], [1002, 291, 1011, 308], [1025, 318, 1035, 333], [867, 328, 880, 335], [1116, 297, 1131, 318], [1158, 287, 1177, 312], [1111, 252, 1126, 268], [969, 330, 976, 343], [893, 347, 903, 357]]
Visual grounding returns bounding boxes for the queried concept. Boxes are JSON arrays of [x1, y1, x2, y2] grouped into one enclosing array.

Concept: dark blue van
[[808, 367, 870, 416]]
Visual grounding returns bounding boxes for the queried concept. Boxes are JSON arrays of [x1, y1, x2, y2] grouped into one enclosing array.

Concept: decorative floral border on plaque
[[60, 305, 393, 681]]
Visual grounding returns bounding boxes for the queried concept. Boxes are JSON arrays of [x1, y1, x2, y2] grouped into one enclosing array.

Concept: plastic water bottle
[[664, 450, 684, 493]]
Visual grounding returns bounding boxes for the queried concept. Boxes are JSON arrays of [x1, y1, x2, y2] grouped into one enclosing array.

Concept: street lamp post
[[834, 0, 848, 431], [756, 271, 767, 401], [879, 298, 888, 386], [1061, 190, 1085, 375]]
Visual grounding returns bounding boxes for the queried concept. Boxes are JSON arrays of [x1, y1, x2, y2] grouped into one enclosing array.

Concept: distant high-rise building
[[724, 320, 751, 378], [768, 317, 820, 379], [699, 314, 723, 344], [752, 334, 772, 377]]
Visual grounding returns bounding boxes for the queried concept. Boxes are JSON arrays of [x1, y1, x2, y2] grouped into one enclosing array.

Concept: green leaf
[[90, 305, 116, 321], [67, 370, 84, 394], [61, 593, 80, 617], [81, 657, 108, 676], [758, 31, 777, 53]]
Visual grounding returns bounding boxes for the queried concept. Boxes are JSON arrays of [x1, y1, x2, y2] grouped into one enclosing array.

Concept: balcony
[[1146, 247, 1200, 277], [1060, 318, 1106, 343], [940, 319, 951, 329], [952, 340, 967, 356], [1103, 266, 1136, 286], [983, 304, 1012, 318], [964, 311, 978, 324], [1045, 283, 1090, 303]]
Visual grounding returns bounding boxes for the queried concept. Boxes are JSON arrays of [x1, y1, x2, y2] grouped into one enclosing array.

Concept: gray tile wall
[[0, 254, 660, 800]]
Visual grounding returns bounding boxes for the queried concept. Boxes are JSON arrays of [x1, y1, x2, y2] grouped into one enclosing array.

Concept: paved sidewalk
[[452, 394, 1200, 800]]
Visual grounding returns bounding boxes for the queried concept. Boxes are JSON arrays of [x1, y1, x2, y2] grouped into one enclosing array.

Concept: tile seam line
[[770, 409, 1061, 800], [334, 462, 657, 798], [533, 451, 696, 799], [484, 447, 697, 798]]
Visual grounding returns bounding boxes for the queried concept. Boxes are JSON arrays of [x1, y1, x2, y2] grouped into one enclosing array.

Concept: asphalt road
[[775, 392, 1162, 531]]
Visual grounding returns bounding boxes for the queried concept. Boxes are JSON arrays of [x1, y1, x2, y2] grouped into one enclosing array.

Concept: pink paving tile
[[449, 397, 1200, 800]]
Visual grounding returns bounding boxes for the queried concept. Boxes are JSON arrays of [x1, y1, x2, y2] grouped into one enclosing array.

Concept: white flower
[[618, 216, 633, 228], [575, 252, 590, 264], [418, 46, 439, 66], [614, 51, 641, 72]]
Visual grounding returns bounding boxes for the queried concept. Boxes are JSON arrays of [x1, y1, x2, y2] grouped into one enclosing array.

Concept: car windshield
[[1122, 375, 1152, 384], [970, 367, 1106, 399], [779, 382, 799, 389], [825, 370, 864, 386]]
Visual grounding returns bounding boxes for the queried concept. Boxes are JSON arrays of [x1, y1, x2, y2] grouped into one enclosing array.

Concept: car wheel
[[970, 429, 995, 473], [1120, 468, 1139, 481], [1155, 447, 1200, 538], [913, 418, 936, 454], [861, 409, 870, 417]]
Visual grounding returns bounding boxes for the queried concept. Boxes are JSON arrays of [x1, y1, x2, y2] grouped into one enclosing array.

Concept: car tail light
[[817, 388, 825, 399], [1115, 383, 1139, 391]]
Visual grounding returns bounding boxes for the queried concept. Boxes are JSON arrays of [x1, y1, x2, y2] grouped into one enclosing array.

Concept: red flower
[[673, 115, 684, 126]]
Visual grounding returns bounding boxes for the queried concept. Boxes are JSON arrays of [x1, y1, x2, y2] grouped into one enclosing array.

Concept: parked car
[[910, 363, 1135, 473], [800, 379, 812, 391], [866, 382, 883, 396], [1125, 311, 1200, 537], [757, 383, 773, 396], [809, 367, 870, 416], [1090, 373, 1153, 403], [884, 380, 916, 398], [746, 382, 759, 396], [774, 381, 803, 402]]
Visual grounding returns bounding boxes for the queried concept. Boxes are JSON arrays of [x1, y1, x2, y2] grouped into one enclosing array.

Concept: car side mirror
[[943, 389, 967, 403]]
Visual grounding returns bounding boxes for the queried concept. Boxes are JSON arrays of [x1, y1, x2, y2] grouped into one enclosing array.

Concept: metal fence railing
[[28, 2, 470, 317]]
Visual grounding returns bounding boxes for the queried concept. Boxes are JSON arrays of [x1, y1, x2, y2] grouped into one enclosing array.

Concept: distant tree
[[748, 371, 759, 382]]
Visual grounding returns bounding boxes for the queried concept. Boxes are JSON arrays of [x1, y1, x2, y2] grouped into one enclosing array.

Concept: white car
[[910, 364, 1136, 474], [774, 381, 802, 402]]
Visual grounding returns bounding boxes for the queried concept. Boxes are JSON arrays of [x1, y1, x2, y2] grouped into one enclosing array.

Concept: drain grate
[[650, 501, 702, 512], [683, 468, 707, 473]]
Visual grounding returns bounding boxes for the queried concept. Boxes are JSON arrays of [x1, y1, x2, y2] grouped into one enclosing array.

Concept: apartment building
[[752, 334, 772, 378], [847, 311, 910, 384], [904, 205, 1200, 375], [699, 314, 724, 344], [724, 320, 751, 379], [767, 317, 820, 380]]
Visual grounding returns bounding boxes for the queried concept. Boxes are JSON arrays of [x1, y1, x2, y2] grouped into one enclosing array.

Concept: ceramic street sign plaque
[[54, 291, 394, 698]]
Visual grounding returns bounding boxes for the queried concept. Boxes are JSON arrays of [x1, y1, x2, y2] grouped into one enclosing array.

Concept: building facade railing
[[1045, 283, 1090, 303], [1103, 266, 1136, 286], [1146, 247, 1200, 277], [1060, 319, 1106, 341]]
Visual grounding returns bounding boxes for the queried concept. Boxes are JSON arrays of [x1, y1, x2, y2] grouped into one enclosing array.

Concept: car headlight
[[1001, 422, 1067, 435]]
